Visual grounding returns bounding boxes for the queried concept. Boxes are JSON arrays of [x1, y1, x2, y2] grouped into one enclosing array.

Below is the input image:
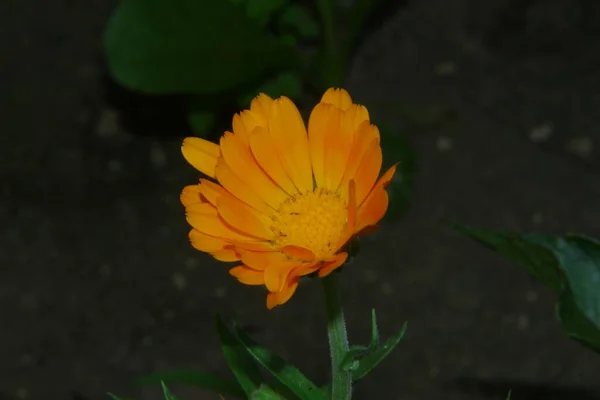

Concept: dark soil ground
[[3, 0, 600, 399]]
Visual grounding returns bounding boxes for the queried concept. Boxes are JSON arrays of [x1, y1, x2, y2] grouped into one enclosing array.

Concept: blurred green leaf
[[246, 0, 287, 27], [251, 384, 286, 400], [453, 226, 600, 353], [233, 321, 326, 400], [187, 96, 216, 137], [216, 315, 264, 397], [161, 382, 180, 400], [104, 0, 296, 94], [279, 4, 320, 39], [506, 389, 512, 400], [379, 127, 416, 219], [339, 310, 407, 382], [133, 369, 245, 398], [451, 227, 563, 291], [107, 393, 130, 400], [238, 71, 303, 107]]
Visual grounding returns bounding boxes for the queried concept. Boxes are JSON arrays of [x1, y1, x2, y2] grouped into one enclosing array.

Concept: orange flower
[[181, 88, 397, 309]]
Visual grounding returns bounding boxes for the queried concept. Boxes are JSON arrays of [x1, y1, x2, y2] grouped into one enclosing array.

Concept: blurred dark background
[[2, 0, 600, 399]]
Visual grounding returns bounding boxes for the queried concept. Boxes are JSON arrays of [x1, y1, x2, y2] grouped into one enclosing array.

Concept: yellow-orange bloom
[[181, 88, 397, 309]]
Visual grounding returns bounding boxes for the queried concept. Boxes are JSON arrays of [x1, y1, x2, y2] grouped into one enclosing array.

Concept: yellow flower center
[[271, 189, 348, 259]]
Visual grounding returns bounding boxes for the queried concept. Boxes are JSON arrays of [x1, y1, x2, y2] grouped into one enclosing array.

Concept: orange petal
[[189, 229, 228, 252], [318, 252, 348, 278], [250, 126, 298, 196], [307, 103, 339, 189], [186, 202, 257, 243], [344, 104, 370, 128], [233, 241, 276, 252], [249, 93, 273, 123], [268, 96, 313, 193], [181, 137, 220, 178], [355, 163, 397, 231], [353, 138, 383, 206], [214, 156, 272, 216], [216, 193, 273, 240], [232, 110, 266, 145], [230, 265, 265, 285], [356, 187, 389, 232], [282, 245, 315, 262], [264, 260, 301, 292], [181, 185, 202, 207], [220, 132, 288, 209], [321, 88, 353, 110], [323, 106, 356, 191], [335, 179, 356, 251], [339, 122, 380, 199], [212, 248, 240, 262], [239, 250, 289, 271], [266, 278, 299, 309], [198, 179, 229, 207]]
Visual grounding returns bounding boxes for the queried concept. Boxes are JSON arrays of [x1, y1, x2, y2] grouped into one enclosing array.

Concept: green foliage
[[340, 310, 408, 382], [454, 225, 600, 353], [107, 393, 130, 400], [134, 369, 245, 398], [232, 320, 326, 400], [216, 315, 264, 397], [104, 0, 297, 95], [278, 4, 320, 39], [161, 382, 180, 400]]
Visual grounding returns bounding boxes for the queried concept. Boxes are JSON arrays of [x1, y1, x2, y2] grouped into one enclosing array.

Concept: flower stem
[[315, 0, 343, 87], [322, 274, 352, 400]]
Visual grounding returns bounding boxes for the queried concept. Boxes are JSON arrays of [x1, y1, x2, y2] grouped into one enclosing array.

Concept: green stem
[[322, 274, 352, 400], [315, 0, 343, 87]]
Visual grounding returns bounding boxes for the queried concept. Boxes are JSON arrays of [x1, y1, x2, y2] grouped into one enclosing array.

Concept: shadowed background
[[2, 0, 600, 399]]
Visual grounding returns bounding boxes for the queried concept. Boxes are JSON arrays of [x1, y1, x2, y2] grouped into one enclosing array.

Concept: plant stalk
[[322, 274, 352, 400]]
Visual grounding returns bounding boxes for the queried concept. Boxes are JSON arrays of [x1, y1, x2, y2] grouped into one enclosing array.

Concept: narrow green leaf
[[251, 384, 286, 400], [161, 382, 180, 400], [453, 226, 600, 353], [506, 389, 512, 400], [107, 393, 130, 400], [233, 321, 326, 400], [352, 322, 408, 382], [133, 369, 245, 398], [379, 127, 416, 219], [370, 309, 380, 347], [104, 0, 296, 94], [246, 0, 287, 27], [216, 315, 263, 397], [278, 4, 320, 39]]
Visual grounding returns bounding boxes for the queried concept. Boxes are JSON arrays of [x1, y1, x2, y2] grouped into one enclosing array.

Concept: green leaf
[[232, 321, 326, 400], [506, 389, 512, 400], [278, 4, 320, 39], [238, 71, 303, 108], [161, 382, 180, 400], [216, 315, 264, 397], [251, 384, 286, 400], [453, 226, 600, 353], [104, 0, 297, 94], [107, 393, 130, 400], [340, 310, 380, 373], [451, 226, 563, 291], [133, 369, 245, 398], [370, 309, 380, 347], [351, 321, 408, 382], [379, 127, 416, 219], [246, 0, 287, 27]]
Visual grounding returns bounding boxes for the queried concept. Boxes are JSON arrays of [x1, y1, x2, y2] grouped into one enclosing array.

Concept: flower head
[[181, 88, 397, 308]]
